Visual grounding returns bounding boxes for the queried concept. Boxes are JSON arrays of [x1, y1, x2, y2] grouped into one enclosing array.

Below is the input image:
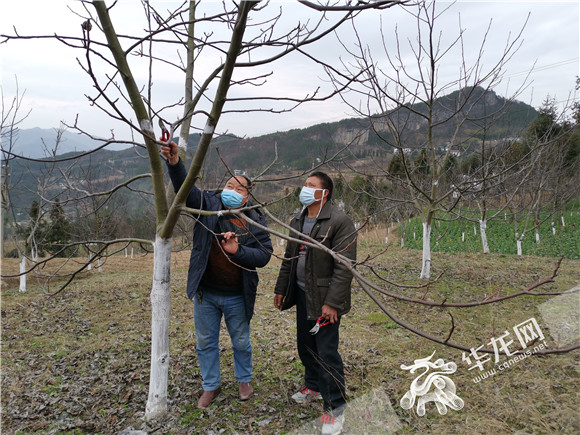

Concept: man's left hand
[[321, 304, 338, 324]]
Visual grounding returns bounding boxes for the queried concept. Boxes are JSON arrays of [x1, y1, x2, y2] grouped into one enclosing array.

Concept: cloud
[[1, 1, 578, 140]]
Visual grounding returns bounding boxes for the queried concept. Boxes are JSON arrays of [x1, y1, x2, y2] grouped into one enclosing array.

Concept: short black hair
[[308, 171, 333, 200], [227, 174, 252, 191], [237, 175, 252, 190]]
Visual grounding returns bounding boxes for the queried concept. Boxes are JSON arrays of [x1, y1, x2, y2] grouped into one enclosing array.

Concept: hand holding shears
[[158, 119, 179, 164]]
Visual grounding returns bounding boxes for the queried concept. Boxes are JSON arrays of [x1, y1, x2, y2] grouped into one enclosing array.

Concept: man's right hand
[[160, 140, 179, 165], [274, 294, 284, 310]]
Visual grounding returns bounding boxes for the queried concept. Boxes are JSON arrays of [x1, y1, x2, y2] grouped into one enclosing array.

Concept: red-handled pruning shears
[[309, 316, 331, 335], [158, 118, 170, 143], [158, 118, 174, 158]]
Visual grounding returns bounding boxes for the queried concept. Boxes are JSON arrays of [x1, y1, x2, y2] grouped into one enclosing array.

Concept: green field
[[402, 211, 580, 259]]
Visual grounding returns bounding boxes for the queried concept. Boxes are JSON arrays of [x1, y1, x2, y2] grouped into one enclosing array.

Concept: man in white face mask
[[161, 141, 273, 409], [274, 171, 357, 435]]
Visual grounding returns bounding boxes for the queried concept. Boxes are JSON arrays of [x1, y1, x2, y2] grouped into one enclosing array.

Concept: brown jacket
[[274, 201, 357, 320]]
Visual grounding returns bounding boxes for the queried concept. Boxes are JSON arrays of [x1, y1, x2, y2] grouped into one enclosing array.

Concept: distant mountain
[[4, 86, 539, 214], [196, 87, 539, 173], [4, 87, 538, 165], [3, 127, 126, 158]]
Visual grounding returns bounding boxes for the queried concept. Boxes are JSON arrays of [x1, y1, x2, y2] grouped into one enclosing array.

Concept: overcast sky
[[1, 1, 578, 142]]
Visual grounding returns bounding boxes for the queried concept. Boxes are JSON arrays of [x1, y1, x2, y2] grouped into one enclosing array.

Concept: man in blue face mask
[[161, 141, 273, 409], [274, 171, 357, 435]]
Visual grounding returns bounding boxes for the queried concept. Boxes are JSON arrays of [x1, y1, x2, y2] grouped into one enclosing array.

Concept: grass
[[402, 211, 580, 259], [1, 235, 579, 434]]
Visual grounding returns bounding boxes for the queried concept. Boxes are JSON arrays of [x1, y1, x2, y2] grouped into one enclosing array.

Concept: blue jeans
[[194, 291, 253, 391]]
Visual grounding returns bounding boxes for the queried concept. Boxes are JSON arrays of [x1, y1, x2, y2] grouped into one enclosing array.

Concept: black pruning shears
[[158, 118, 174, 158]]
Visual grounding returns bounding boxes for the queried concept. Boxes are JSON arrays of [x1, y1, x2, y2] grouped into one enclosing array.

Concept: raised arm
[[162, 141, 203, 209]]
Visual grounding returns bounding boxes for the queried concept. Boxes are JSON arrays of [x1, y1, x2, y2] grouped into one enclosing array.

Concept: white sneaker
[[291, 386, 322, 403], [321, 412, 344, 435]]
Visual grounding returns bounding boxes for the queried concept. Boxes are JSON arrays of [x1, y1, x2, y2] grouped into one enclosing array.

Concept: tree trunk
[[19, 256, 26, 293], [145, 236, 172, 420], [479, 219, 490, 254], [420, 221, 431, 279]]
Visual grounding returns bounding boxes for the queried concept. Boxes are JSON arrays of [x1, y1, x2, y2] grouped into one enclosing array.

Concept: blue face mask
[[299, 186, 324, 206], [221, 189, 246, 209]]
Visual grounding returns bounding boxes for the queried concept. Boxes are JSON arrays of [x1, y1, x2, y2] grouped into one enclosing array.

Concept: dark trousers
[[296, 288, 346, 413]]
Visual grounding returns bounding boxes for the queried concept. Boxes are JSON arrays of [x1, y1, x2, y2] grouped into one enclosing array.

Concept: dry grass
[[1, 236, 579, 434]]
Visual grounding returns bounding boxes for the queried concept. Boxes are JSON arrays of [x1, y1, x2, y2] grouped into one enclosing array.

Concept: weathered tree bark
[[420, 221, 431, 279], [19, 256, 26, 293], [145, 236, 172, 420], [480, 219, 490, 254]]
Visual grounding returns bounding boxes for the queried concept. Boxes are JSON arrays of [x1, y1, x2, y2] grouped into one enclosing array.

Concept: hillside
[[4, 86, 538, 216], [197, 86, 538, 173]]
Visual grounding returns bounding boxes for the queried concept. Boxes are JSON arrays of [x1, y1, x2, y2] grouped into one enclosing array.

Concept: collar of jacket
[[299, 200, 332, 222]]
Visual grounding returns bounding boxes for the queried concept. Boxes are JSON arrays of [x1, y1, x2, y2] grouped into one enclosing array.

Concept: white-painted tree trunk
[[420, 222, 431, 279], [552, 226, 556, 235], [516, 238, 523, 256], [19, 256, 26, 293], [535, 230, 540, 243], [88, 254, 92, 271], [131, 247, 134, 259], [145, 236, 172, 421], [178, 135, 188, 152], [561, 216, 565, 227], [400, 237, 405, 248], [461, 232, 465, 242], [479, 220, 490, 254], [98, 258, 102, 273], [125, 248, 128, 257]]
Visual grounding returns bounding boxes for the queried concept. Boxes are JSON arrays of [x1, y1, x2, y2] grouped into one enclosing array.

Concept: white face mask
[[221, 189, 246, 208], [299, 186, 324, 206]]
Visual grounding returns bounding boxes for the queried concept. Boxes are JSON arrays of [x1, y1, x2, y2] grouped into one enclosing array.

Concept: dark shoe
[[197, 387, 221, 409], [239, 382, 254, 400]]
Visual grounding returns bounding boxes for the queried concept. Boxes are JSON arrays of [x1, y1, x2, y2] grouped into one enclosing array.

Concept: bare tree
[[1, 0, 407, 420], [324, 0, 533, 278], [503, 96, 580, 255]]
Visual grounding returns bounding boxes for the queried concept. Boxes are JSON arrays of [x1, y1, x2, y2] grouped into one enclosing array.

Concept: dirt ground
[[1, 240, 579, 434]]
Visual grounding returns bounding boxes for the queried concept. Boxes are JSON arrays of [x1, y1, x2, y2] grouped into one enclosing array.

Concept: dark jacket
[[274, 201, 357, 320], [167, 159, 273, 321]]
